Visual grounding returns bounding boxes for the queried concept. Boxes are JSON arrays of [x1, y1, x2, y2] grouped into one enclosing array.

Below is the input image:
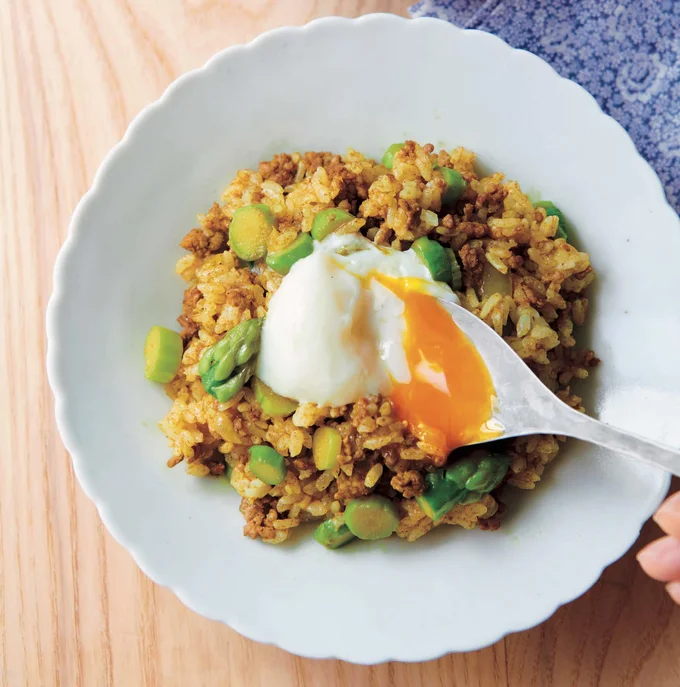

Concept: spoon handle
[[549, 402, 680, 476]]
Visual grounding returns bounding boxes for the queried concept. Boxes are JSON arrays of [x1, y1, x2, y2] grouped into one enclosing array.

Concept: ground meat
[[303, 151, 334, 175], [325, 156, 346, 181], [439, 212, 488, 240], [334, 457, 378, 501], [458, 185, 479, 206], [585, 350, 601, 368], [478, 517, 501, 531], [380, 445, 400, 469], [292, 455, 315, 472], [177, 296, 200, 340], [362, 216, 381, 231], [390, 470, 425, 498], [334, 174, 361, 209], [350, 395, 381, 425], [259, 153, 298, 187], [334, 473, 371, 501], [241, 496, 278, 541], [179, 227, 227, 256], [567, 348, 601, 370], [177, 286, 201, 341], [373, 224, 393, 245], [205, 458, 226, 476], [441, 214, 455, 230], [190, 441, 214, 464], [232, 416, 251, 439], [458, 243, 485, 289], [326, 154, 369, 206], [188, 427, 226, 475], [457, 221, 488, 239], [508, 254, 524, 269], [477, 497, 504, 530], [460, 202, 476, 222], [193, 446, 226, 476], [180, 203, 229, 256], [202, 202, 231, 234], [223, 282, 256, 309], [395, 197, 420, 235], [208, 232, 227, 252], [337, 424, 359, 465], [180, 228, 209, 254], [514, 276, 546, 307], [183, 285, 201, 310], [476, 186, 508, 218]]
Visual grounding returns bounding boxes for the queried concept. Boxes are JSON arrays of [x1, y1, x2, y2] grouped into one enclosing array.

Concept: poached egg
[[257, 233, 497, 455]]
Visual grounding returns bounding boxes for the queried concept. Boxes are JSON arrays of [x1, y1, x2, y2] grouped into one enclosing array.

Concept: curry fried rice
[[159, 141, 598, 544]]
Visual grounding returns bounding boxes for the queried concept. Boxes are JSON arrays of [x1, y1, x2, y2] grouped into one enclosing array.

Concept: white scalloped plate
[[47, 15, 680, 663]]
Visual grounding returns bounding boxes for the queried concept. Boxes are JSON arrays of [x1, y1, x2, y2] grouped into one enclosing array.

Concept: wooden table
[[2, 1, 679, 684]]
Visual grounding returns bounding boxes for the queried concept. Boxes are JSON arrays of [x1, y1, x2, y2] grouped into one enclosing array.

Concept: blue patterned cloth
[[410, 0, 680, 213]]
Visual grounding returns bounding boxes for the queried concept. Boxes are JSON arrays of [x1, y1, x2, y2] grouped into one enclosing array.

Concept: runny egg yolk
[[374, 274, 500, 457]]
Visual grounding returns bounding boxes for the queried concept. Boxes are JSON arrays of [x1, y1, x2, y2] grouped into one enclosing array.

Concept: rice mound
[[160, 141, 597, 544]]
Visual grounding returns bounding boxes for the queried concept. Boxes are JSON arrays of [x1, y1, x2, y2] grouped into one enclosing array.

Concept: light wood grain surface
[[2, 1, 679, 685]]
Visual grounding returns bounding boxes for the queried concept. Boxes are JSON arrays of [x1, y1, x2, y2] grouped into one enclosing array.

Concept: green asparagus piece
[[248, 445, 287, 485], [229, 204, 276, 260], [233, 320, 263, 365], [144, 326, 183, 383], [445, 453, 511, 493], [311, 208, 355, 241], [416, 470, 466, 522], [416, 450, 511, 522], [212, 350, 237, 383], [214, 318, 262, 359], [382, 143, 405, 169], [411, 236, 452, 284], [444, 248, 463, 291], [434, 165, 467, 205], [313, 520, 356, 549], [265, 233, 314, 275], [344, 496, 399, 540], [211, 360, 256, 403], [199, 318, 263, 401], [252, 377, 298, 417]]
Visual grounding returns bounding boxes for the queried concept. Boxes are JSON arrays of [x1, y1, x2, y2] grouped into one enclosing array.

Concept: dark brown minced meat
[[189, 428, 226, 475], [258, 153, 298, 187], [303, 151, 334, 174], [241, 496, 279, 541], [390, 470, 425, 498], [179, 228, 227, 256], [333, 458, 379, 501], [177, 285, 202, 341], [179, 203, 229, 257], [458, 242, 486, 289]]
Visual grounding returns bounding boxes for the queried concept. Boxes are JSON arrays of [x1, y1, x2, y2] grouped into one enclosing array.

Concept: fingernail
[[666, 581, 680, 604], [637, 537, 670, 566], [637, 536, 680, 581], [653, 491, 680, 527], [637, 542, 655, 565]]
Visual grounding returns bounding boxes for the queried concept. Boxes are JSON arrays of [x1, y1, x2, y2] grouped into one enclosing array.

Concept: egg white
[[256, 233, 459, 406]]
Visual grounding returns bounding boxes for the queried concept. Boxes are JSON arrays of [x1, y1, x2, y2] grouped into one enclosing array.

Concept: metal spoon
[[442, 300, 680, 476]]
